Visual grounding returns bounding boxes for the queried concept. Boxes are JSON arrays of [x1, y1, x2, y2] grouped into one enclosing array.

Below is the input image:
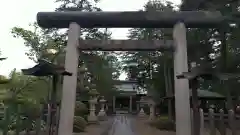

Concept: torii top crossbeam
[[37, 11, 223, 28]]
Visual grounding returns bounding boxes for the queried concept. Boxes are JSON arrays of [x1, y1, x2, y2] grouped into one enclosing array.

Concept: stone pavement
[[74, 116, 114, 135], [74, 114, 176, 135], [131, 117, 176, 135], [107, 114, 175, 135], [107, 114, 136, 135]]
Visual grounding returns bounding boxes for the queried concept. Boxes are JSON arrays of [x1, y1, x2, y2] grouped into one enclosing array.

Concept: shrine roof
[[162, 89, 225, 100], [113, 80, 137, 84], [194, 90, 224, 98]]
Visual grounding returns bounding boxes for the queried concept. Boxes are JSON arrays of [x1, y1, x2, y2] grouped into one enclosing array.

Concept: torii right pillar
[[173, 22, 192, 135]]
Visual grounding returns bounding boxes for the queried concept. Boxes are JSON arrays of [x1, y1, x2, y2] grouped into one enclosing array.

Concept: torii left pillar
[[58, 22, 80, 135], [173, 23, 191, 135]]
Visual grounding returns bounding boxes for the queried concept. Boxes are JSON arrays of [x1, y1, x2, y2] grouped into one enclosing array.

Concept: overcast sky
[[0, 0, 181, 78]]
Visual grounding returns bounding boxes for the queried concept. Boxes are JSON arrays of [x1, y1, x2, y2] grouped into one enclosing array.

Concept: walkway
[[104, 114, 240, 135], [132, 118, 176, 135], [107, 114, 175, 135], [107, 114, 136, 135], [75, 116, 114, 135]]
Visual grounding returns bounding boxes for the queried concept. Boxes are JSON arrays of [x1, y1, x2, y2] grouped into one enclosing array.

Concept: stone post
[[148, 98, 156, 121], [113, 96, 116, 113], [87, 89, 98, 124], [137, 102, 139, 112], [129, 96, 132, 113], [58, 23, 80, 135], [173, 23, 191, 135], [98, 96, 106, 121], [138, 97, 146, 118], [106, 103, 108, 112]]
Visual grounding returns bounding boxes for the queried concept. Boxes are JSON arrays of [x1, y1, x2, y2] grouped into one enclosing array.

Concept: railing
[[0, 104, 4, 120], [191, 108, 240, 135], [0, 103, 60, 135]]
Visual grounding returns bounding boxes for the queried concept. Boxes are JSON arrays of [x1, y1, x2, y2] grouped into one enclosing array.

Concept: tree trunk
[[220, 28, 233, 110], [191, 79, 200, 135], [163, 58, 173, 120], [167, 63, 174, 120], [223, 81, 233, 110]]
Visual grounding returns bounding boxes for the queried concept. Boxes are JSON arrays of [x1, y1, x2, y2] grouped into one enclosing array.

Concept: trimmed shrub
[[149, 116, 175, 131], [73, 116, 87, 132], [75, 101, 88, 117]]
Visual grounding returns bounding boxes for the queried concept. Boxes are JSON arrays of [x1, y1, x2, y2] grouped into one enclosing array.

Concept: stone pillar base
[[87, 115, 98, 124], [98, 110, 106, 121], [148, 115, 156, 121], [148, 105, 156, 121], [138, 108, 146, 119]]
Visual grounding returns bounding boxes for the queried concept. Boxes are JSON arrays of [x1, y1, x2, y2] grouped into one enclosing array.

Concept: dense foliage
[[11, 0, 121, 100], [122, 0, 240, 102], [1, 0, 121, 133]]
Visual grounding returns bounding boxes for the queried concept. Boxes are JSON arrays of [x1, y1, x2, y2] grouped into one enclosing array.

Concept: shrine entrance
[[115, 96, 129, 111], [36, 9, 222, 135], [115, 97, 129, 114]]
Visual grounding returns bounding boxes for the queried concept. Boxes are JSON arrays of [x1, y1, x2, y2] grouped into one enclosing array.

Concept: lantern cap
[[22, 59, 72, 76]]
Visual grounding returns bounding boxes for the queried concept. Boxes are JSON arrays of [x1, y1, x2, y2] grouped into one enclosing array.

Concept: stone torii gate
[[37, 11, 223, 135]]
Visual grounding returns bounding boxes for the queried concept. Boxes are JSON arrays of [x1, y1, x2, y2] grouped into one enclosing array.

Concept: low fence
[[0, 103, 60, 135], [0, 104, 4, 120], [191, 108, 240, 135]]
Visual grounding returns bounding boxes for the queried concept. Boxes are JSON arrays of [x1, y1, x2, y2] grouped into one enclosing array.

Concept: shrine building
[[111, 80, 146, 114]]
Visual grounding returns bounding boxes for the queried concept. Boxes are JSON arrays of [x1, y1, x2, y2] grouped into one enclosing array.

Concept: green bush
[[75, 101, 88, 117], [149, 117, 175, 131], [73, 116, 87, 133], [82, 115, 88, 122], [157, 115, 169, 120]]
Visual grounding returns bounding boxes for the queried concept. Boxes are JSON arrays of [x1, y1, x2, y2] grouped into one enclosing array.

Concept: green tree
[[121, 1, 175, 119], [122, 1, 175, 98], [0, 69, 49, 104], [0, 69, 49, 133], [182, 0, 240, 108], [11, 0, 120, 100]]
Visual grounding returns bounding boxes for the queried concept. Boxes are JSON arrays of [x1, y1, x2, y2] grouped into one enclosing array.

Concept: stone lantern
[[87, 86, 99, 124], [98, 96, 106, 121], [236, 105, 240, 114], [22, 59, 72, 135], [138, 96, 146, 118], [147, 95, 156, 121]]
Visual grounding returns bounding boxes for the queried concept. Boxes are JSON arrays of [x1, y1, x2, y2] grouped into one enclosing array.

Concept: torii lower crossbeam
[[78, 40, 173, 51]]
